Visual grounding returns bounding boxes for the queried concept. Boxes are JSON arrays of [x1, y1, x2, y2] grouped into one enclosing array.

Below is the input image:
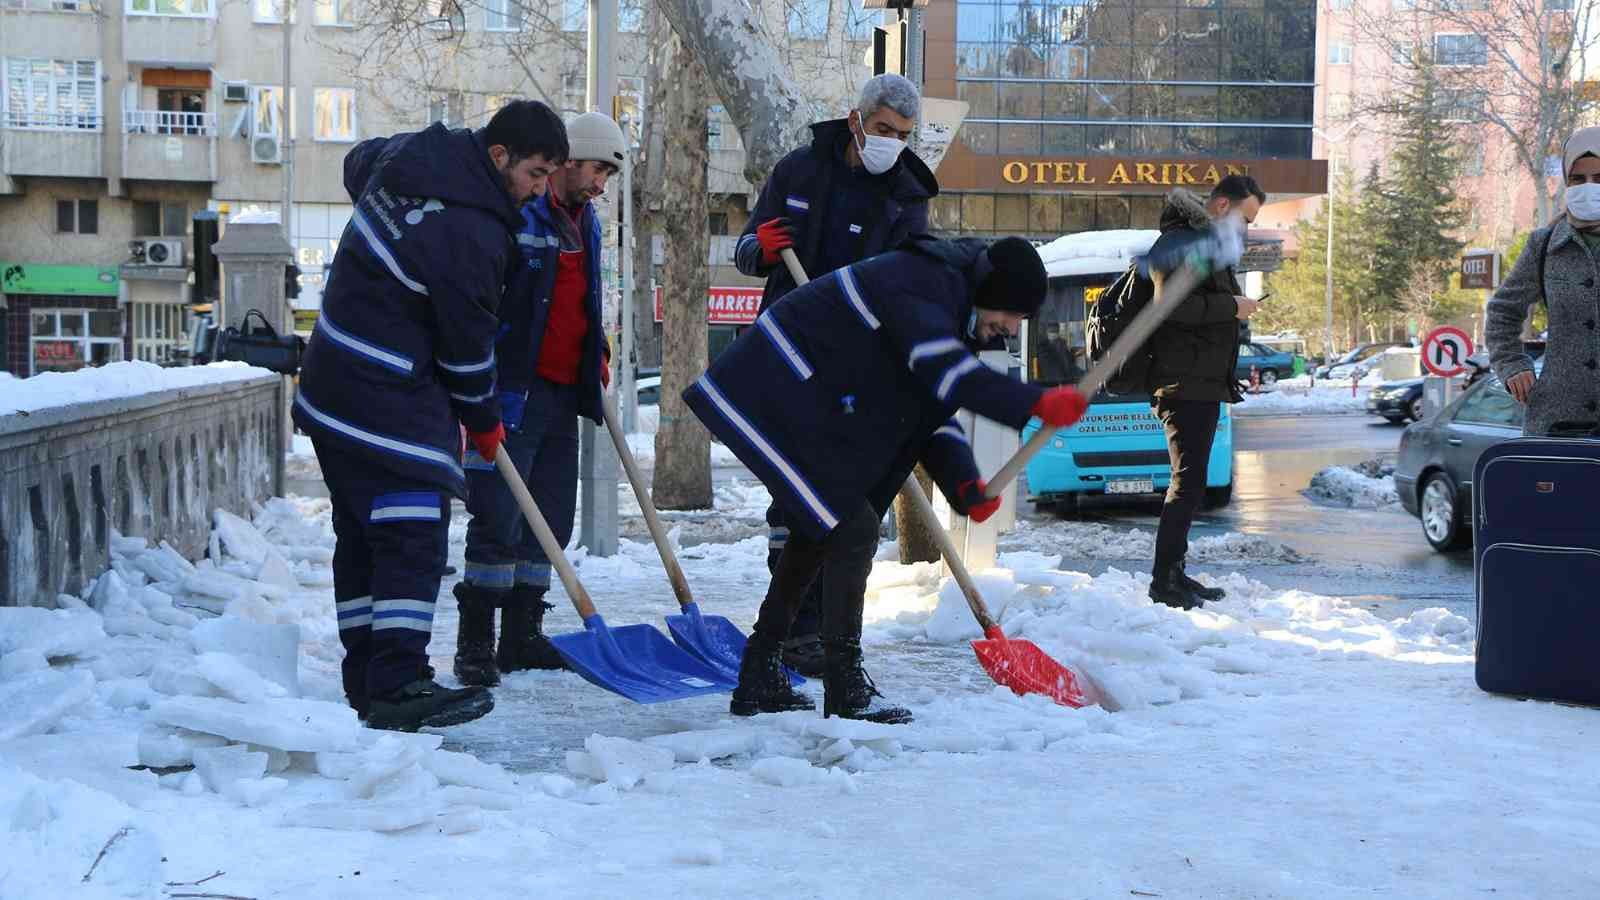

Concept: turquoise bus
[[1021, 230, 1233, 516]]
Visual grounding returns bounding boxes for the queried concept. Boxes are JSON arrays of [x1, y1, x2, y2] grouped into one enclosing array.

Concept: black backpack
[[1084, 262, 1156, 396]]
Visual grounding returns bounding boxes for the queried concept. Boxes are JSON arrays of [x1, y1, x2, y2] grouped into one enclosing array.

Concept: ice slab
[[644, 728, 761, 763], [190, 617, 301, 697], [0, 669, 96, 741], [195, 651, 289, 703], [572, 735, 675, 790], [148, 695, 361, 753], [279, 798, 442, 833], [136, 726, 230, 769], [213, 509, 274, 566], [192, 744, 269, 793], [0, 606, 106, 660], [424, 749, 516, 794]]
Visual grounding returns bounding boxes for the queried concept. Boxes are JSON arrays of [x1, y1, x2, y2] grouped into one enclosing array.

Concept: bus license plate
[[1106, 478, 1154, 494]]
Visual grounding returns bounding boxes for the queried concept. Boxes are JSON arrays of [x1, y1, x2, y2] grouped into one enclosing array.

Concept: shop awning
[[0, 262, 120, 297]]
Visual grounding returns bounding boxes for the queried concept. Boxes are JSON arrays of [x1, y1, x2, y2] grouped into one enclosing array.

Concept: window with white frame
[[252, 0, 296, 23], [1328, 42, 1352, 65], [423, 0, 463, 31], [1391, 40, 1415, 64], [1436, 34, 1488, 66], [30, 309, 123, 374], [133, 200, 187, 236], [314, 88, 355, 141], [707, 104, 727, 151], [787, 0, 828, 39], [56, 198, 98, 234], [1460, 141, 1485, 177], [251, 85, 296, 138], [844, 0, 876, 41], [131, 302, 188, 364], [1329, 0, 1351, 9], [561, 0, 584, 32], [2, 58, 101, 130], [126, 0, 211, 15], [314, 0, 351, 25], [485, 0, 522, 31], [1436, 87, 1486, 122], [428, 91, 464, 127], [619, 0, 643, 33], [1440, 0, 1488, 9], [560, 72, 584, 117]]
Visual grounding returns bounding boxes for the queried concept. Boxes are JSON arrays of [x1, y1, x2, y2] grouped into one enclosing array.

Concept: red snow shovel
[[898, 476, 1100, 708], [491, 447, 738, 703], [780, 248, 1098, 708], [598, 396, 803, 686]]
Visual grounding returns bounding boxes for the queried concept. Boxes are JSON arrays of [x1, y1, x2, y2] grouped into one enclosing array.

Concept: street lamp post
[[1314, 123, 1357, 363]]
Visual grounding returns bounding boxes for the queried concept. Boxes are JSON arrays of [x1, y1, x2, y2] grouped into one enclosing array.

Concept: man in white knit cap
[[452, 112, 627, 686]]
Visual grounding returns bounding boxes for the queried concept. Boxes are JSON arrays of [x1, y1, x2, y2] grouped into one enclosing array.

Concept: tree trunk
[[654, 0, 809, 187], [651, 31, 713, 510], [894, 467, 942, 564]]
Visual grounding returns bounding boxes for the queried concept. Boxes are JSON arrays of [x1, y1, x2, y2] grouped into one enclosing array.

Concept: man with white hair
[[734, 73, 939, 676]]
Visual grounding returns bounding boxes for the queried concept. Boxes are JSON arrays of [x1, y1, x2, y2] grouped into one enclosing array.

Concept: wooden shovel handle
[[494, 446, 598, 620], [984, 261, 1209, 499], [780, 248, 810, 286], [898, 477, 998, 633], [600, 396, 696, 609]]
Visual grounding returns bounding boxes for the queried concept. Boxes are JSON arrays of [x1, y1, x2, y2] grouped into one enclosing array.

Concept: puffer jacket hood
[[343, 123, 523, 230], [809, 118, 939, 203], [1160, 188, 1211, 233]]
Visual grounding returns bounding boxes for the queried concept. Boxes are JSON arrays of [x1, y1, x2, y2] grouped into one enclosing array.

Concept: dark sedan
[[1395, 370, 1529, 551], [1366, 377, 1425, 424]]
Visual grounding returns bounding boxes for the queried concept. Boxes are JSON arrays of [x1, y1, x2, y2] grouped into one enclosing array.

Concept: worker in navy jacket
[[733, 73, 939, 676], [684, 236, 1089, 723], [293, 100, 567, 732], [453, 113, 625, 687]]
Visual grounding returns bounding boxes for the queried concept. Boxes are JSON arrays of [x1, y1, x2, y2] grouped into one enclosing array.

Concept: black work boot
[[731, 633, 815, 716], [781, 633, 827, 678], [451, 583, 500, 688], [822, 638, 912, 724], [496, 587, 568, 672], [1149, 564, 1204, 610], [366, 667, 494, 732], [1177, 562, 1225, 602]]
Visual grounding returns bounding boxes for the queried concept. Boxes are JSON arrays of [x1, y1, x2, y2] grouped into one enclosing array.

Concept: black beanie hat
[[975, 236, 1047, 316]]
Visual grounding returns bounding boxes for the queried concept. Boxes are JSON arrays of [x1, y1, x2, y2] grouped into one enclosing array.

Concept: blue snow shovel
[[599, 398, 803, 688], [492, 447, 738, 703]]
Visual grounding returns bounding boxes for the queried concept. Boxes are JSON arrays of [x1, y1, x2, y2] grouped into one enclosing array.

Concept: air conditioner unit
[[223, 81, 250, 103], [143, 239, 185, 267], [252, 134, 282, 165]]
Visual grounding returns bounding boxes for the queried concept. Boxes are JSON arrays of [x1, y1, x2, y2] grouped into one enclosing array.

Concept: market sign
[[33, 339, 83, 372], [0, 262, 120, 296], [653, 286, 764, 326], [1460, 250, 1500, 290]]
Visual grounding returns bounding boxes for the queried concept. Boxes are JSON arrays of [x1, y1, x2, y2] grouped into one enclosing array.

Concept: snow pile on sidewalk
[[1305, 459, 1402, 510], [0, 360, 273, 416], [1232, 377, 1369, 417], [1002, 518, 1305, 564], [625, 432, 740, 467]]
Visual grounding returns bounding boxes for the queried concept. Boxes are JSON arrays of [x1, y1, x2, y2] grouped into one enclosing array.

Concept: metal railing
[[2, 111, 102, 130], [123, 109, 217, 135]]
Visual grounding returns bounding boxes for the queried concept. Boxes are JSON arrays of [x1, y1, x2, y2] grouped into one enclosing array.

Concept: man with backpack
[[1140, 176, 1263, 609]]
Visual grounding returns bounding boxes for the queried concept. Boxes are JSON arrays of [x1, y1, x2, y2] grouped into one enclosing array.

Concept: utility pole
[[578, 0, 620, 557], [281, 0, 294, 262], [1325, 152, 1335, 362]]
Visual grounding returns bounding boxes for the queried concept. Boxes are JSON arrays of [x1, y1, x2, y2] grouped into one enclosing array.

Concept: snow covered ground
[[0, 361, 273, 416], [1305, 461, 1403, 511], [5, 491, 1598, 898], [1232, 377, 1371, 417]]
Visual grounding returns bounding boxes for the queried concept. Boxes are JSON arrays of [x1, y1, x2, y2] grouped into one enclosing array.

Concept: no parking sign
[[1421, 326, 1474, 377]]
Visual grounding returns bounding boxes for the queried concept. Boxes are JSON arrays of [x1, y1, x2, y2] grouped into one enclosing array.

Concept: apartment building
[[0, 0, 874, 376]]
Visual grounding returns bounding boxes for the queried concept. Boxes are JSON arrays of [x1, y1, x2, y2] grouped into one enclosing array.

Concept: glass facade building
[[924, 0, 1324, 239]]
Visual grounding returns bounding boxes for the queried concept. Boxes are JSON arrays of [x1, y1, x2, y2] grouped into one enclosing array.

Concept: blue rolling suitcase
[[1473, 437, 1600, 705]]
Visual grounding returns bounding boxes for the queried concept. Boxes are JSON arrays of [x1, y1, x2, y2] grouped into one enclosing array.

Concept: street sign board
[[1421, 325, 1474, 377], [1460, 251, 1499, 290]]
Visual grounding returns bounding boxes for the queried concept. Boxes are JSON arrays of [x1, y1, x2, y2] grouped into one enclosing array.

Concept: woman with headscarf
[[1485, 126, 1600, 435]]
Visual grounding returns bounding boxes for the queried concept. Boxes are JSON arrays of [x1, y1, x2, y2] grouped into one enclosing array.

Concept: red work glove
[[755, 217, 795, 266], [1032, 386, 1089, 428], [957, 479, 1002, 524], [467, 423, 506, 462]]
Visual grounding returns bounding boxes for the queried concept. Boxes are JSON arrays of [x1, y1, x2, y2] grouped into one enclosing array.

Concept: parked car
[[1395, 365, 1534, 551], [1316, 342, 1409, 380], [1233, 342, 1298, 386], [635, 375, 660, 406], [1366, 377, 1426, 424]]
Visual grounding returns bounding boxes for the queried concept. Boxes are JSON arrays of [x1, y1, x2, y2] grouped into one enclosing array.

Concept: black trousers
[[1152, 397, 1221, 574], [753, 501, 879, 645]]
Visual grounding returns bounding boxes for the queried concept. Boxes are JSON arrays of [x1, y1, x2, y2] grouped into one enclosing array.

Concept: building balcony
[[0, 116, 103, 178], [123, 14, 218, 67], [122, 110, 217, 182]]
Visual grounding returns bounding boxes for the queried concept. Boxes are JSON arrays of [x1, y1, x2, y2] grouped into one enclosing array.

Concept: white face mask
[[854, 116, 906, 175], [1567, 182, 1600, 220]]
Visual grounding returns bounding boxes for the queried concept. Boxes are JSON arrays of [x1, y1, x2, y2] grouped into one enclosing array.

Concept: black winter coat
[[685, 237, 1041, 541], [1143, 189, 1244, 403], [293, 124, 522, 497], [735, 119, 938, 313]]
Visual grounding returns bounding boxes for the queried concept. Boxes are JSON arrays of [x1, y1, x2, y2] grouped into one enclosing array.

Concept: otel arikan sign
[[1000, 159, 1251, 188]]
